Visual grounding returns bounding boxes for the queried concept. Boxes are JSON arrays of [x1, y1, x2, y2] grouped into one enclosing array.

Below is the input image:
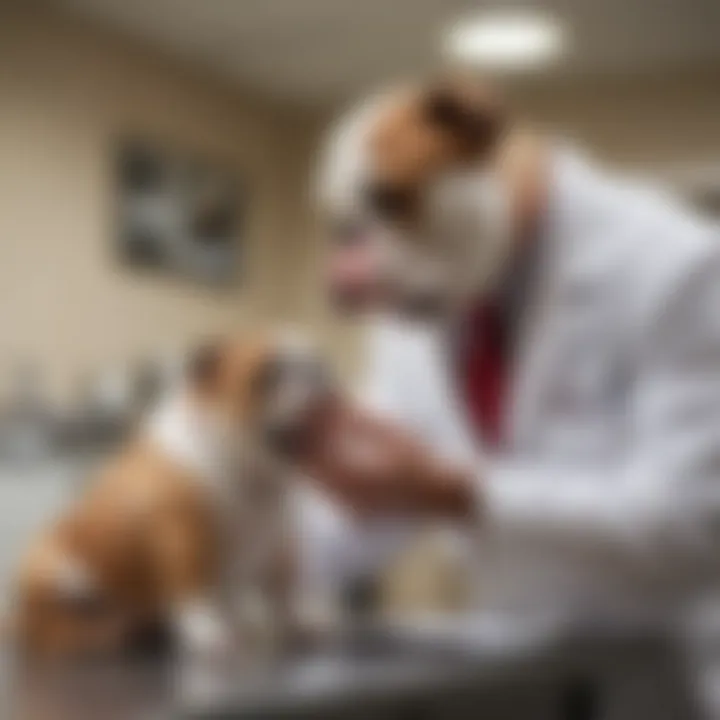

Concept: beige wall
[[511, 71, 720, 166], [0, 2, 318, 399]]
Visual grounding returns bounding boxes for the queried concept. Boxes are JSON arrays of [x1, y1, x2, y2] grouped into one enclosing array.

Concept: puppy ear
[[187, 340, 223, 388], [422, 80, 504, 157]]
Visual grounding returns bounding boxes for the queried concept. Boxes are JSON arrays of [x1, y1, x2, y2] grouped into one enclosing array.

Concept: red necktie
[[462, 303, 510, 449]]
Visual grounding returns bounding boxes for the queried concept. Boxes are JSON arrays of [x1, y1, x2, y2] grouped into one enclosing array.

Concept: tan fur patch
[[15, 440, 218, 656], [366, 77, 504, 226], [193, 336, 274, 427], [369, 88, 457, 190]]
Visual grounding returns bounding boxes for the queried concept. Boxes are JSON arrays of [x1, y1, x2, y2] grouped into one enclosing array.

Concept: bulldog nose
[[326, 241, 382, 310], [287, 352, 332, 399], [262, 349, 334, 458]]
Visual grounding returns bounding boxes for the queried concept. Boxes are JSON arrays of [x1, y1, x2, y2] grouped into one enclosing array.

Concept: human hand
[[298, 398, 478, 520]]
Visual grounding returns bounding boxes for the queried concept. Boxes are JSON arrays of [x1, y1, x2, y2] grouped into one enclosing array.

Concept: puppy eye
[[365, 183, 415, 221], [187, 340, 223, 387], [253, 356, 282, 399]]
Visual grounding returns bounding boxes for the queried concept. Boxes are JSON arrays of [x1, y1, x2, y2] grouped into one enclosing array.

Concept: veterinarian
[[301, 75, 720, 715]]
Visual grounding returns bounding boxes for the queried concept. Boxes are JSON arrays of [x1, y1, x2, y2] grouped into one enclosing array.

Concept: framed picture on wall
[[116, 139, 244, 287]]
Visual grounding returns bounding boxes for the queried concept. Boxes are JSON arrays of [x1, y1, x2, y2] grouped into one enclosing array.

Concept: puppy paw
[[174, 601, 230, 659]]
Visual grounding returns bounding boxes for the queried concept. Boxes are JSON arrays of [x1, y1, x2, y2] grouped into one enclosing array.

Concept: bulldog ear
[[187, 340, 223, 388], [422, 81, 504, 157]]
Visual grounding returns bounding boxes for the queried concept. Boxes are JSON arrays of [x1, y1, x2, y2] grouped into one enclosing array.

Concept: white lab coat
[[298, 149, 720, 631]]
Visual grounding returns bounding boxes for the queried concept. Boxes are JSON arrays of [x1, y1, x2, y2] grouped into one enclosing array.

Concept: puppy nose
[[272, 336, 333, 400], [309, 358, 335, 406], [263, 350, 334, 458]]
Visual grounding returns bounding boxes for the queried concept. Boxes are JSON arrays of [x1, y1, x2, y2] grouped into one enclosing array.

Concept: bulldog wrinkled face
[[251, 335, 333, 457], [317, 78, 511, 318], [188, 334, 332, 458]]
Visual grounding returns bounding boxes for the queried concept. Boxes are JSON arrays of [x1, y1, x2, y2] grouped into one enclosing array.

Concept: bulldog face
[[317, 77, 511, 318], [187, 333, 332, 458]]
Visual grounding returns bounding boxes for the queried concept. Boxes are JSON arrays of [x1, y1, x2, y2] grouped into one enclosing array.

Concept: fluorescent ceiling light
[[444, 13, 565, 69]]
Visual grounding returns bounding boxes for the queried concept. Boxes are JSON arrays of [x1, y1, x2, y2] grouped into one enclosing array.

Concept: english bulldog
[[13, 333, 330, 660], [316, 74, 544, 318]]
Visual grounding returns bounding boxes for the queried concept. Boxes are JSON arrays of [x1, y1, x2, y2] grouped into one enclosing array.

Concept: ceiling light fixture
[[444, 12, 565, 70]]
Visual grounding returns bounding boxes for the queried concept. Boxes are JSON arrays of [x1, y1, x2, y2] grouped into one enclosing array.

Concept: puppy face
[[188, 333, 331, 458], [317, 77, 510, 317]]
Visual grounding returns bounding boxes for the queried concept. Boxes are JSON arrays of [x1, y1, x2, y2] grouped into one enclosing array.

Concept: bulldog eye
[[365, 183, 415, 221]]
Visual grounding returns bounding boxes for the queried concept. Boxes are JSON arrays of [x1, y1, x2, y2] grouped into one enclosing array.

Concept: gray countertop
[[2, 620, 700, 720], [6, 618, 695, 720], [178, 619, 698, 720]]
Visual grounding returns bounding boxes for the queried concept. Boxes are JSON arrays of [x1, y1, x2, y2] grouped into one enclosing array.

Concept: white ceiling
[[54, 0, 720, 105]]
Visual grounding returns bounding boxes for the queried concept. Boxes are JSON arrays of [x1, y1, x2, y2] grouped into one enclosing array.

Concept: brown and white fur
[[12, 333, 329, 660], [316, 74, 546, 319]]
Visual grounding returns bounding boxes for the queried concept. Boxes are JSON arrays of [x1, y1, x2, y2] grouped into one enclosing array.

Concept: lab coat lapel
[[447, 149, 597, 456], [505, 148, 628, 456], [503, 153, 571, 455]]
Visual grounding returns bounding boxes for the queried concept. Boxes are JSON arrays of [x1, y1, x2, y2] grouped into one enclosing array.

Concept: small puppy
[[13, 333, 330, 660]]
